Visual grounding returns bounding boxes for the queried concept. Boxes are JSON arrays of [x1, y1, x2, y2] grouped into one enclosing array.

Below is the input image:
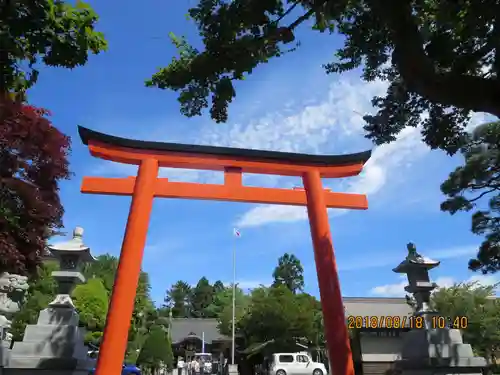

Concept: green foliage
[[205, 284, 249, 336], [164, 280, 192, 318], [72, 278, 109, 345], [295, 293, 324, 346], [137, 326, 174, 372], [83, 254, 155, 316], [238, 285, 320, 347], [137, 272, 155, 312], [191, 277, 216, 318], [431, 281, 500, 361], [147, 0, 500, 155], [85, 331, 104, 346], [0, 0, 107, 93], [441, 122, 500, 273], [82, 254, 156, 356], [213, 280, 225, 294], [145, 1, 298, 123], [83, 254, 118, 291], [272, 253, 305, 294]]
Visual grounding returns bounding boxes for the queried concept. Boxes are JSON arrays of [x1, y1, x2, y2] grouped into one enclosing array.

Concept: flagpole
[[231, 230, 236, 366]]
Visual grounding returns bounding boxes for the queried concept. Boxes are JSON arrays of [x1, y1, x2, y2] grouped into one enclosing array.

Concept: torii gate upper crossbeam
[[77, 126, 371, 375], [79, 125, 370, 178]]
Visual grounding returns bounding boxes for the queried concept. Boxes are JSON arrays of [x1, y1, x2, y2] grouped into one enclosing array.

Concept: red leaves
[[0, 98, 71, 275]]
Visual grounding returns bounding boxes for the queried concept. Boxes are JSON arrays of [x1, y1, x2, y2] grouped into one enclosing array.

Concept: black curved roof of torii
[[78, 126, 372, 166]]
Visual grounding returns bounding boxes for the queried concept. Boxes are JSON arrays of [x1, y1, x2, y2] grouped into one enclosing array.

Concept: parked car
[[268, 352, 327, 375], [87, 347, 141, 375], [88, 362, 141, 375]]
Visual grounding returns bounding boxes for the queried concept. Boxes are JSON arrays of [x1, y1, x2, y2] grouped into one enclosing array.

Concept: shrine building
[[170, 296, 413, 375]]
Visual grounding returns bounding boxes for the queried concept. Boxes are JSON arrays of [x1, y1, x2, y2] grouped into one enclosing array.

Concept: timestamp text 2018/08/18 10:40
[[347, 315, 468, 329]]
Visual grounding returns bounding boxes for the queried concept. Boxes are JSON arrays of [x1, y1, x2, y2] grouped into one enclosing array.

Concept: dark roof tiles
[[78, 126, 371, 167], [170, 318, 230, 344]]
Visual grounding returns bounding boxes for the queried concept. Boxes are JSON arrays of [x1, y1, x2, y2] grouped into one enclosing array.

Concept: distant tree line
[[163, 252, 324, 353]]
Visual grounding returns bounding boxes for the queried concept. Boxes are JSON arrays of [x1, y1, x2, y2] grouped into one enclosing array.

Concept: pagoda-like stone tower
[[392, 243, 486, 375], [5, 227, 96, 375]]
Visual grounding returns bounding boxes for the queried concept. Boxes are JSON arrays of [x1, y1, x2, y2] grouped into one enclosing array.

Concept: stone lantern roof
[[392, 243, 440, 274], [47, 227, 95, 263]]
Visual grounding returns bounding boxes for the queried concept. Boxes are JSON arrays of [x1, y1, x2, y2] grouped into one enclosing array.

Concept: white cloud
[[92, 76, 383, 181], [234, 77, 437, 228], [370, 274, 499, 297], [236, 205, 309, 227], [467, 274, 499, 286], [431, 245, 479, 259], [466, 112, 491, 132], [235, 127, 425, 227], [236, 104, 491, 228], [200, 78, 387, 153], [92, 160, 217, 183], [92, 75, 392, 227], [339, 244, 479, 272], [233, 78, 391, 228]]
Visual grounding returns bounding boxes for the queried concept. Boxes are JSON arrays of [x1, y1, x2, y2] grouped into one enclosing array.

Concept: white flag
[[233, 228, 241, 237]]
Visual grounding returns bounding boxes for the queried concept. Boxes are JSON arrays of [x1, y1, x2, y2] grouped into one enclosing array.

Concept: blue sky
[[33, 1, 498, 304]]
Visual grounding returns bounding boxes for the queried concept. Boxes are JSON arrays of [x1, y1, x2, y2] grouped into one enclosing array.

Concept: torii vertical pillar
[[95, 158, 159, 374], [304, 170, 354, 375], [76, 126, 371, 375]]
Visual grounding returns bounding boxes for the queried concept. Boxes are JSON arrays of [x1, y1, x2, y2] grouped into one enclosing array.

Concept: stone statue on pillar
[[405, 243, 423, 261], [0, 273, 29, 348], [392, 242, 486, 375]]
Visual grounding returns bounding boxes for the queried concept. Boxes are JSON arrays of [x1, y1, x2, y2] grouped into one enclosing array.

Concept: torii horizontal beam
[[81, 175, 368, 209]]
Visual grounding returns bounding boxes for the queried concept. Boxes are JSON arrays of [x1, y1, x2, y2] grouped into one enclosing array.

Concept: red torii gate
[[77, 126, 371, 375]]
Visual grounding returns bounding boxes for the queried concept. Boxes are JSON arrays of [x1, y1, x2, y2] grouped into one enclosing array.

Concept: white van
[[268, 353, 327, 375]]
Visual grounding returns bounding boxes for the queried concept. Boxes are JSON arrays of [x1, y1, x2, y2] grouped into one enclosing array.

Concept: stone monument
[[0, 273, 29, 368], [5, 227, 96, 375], [392, 243, 486, 375]]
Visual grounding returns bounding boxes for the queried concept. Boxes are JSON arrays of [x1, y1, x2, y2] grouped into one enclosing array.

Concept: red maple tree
[[0, 99, 71, 275]]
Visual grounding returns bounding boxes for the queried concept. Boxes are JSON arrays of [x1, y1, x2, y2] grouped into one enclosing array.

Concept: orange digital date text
[[346, 315, 468, 329]]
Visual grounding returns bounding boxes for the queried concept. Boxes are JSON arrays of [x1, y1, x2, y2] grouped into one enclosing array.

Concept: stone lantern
[[392, 243, 486, 375], [6, 227, 96, 373], [47, 226, 95, 308], [393, 242, 440, 324]]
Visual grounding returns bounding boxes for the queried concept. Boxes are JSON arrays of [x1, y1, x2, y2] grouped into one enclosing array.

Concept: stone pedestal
[[0, 345, 9, 370], [394, 327, 486, 375], [1, 335, 11, 367], [3, 307, 92, 375]]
